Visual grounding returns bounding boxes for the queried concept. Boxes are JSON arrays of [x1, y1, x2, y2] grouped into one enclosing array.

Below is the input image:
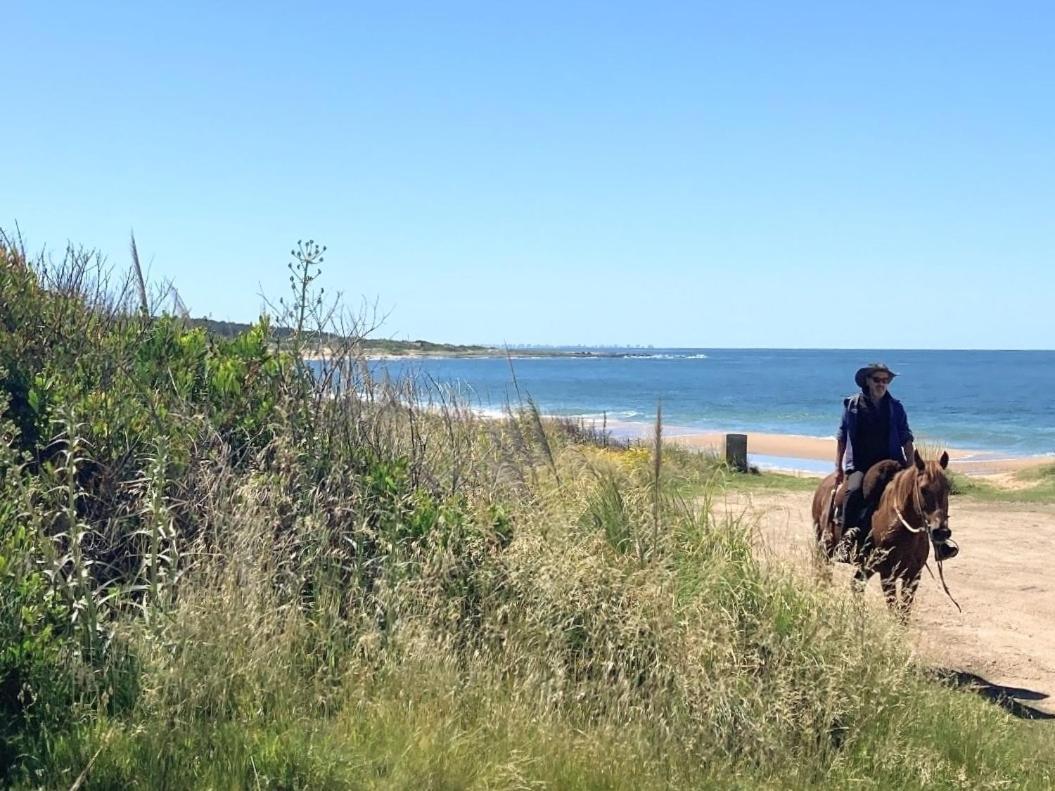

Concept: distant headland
[[189, 317, 628, 358]]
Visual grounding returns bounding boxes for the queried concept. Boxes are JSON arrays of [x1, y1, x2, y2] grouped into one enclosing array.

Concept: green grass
[[666, 446, 1055, 505], [28, 494, 1055, 790], [28, 485, 1055, 790], [945, 464, 1055, 503], [914, 437, 1055, 503], [660, 443, 820, 496], [715, 466, 821, 493], [41, 668, 1055, 791]]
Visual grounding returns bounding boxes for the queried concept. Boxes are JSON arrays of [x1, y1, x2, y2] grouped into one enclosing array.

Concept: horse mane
[[877, 461, 919, 516], [888, 464, 917, 510], [881, 457, 949, 515]]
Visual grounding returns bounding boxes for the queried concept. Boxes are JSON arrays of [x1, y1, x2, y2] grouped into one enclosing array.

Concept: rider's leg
[[834, 471, 865, 561], [856, 501, 876, 550], [842, 471, 865, 533]]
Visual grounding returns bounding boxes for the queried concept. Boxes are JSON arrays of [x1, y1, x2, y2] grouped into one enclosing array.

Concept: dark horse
[[812, 450, 953, 617]]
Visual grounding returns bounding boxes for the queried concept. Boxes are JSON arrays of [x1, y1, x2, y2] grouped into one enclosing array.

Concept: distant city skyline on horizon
[[196, 311, 1055, 352]]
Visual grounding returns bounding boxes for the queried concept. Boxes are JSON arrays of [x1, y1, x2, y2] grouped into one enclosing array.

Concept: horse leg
[[814, 545, 833, 584], [851, 564, 870, 595], [898, 572, 923, 622], [879, 574, 898, 612], [812, 523, 833, 583]]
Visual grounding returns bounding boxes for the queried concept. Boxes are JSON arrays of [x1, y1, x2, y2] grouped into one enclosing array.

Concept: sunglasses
[[870, 377, 891, 384]]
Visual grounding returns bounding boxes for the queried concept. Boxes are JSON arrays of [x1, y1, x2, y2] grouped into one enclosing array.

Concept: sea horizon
[[473, 345, 1055, 353]]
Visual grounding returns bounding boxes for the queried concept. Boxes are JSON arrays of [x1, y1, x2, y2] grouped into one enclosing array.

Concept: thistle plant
[[136, 440, 179, 619], [279, 239, 326, 349], [38, 410, 108, 679]]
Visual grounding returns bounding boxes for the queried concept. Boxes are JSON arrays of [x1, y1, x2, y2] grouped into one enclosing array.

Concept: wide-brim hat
[[855, 362, 898, 388]]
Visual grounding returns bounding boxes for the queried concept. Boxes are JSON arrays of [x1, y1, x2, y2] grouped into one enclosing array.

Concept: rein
[[892, 468, 962, 613]]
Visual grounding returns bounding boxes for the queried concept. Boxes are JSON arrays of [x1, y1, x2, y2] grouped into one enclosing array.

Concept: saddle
[[829, 460, 903, 534], [862, 459, 902, 502]]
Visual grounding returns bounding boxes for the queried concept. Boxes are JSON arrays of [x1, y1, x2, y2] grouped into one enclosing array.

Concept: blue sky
[[3, 2, 1053, 348]]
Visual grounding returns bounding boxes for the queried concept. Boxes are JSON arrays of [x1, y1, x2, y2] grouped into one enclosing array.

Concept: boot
[[933, 538, 959, 561], [931, 525, 959, 561], [832, 526, 860, 564], [832, 489, 864, 563]]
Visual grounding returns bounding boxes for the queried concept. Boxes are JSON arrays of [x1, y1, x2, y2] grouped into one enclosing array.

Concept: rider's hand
[[835, 468, 845, 485]]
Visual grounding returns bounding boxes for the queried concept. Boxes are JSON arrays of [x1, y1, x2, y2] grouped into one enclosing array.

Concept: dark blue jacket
[[837, 392, 913, 472]]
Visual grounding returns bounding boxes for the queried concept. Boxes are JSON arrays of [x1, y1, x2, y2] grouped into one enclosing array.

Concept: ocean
[[356, 349, 1055, 466]]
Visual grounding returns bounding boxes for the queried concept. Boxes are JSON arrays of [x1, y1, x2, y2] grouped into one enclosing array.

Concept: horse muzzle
[[931, 520, 952, 543]]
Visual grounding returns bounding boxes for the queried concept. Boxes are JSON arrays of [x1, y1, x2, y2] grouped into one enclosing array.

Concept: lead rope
[[931, 556, 961, 613], [893, 474, 962, 613]]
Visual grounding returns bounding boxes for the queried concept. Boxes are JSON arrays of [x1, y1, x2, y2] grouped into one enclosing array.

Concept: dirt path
[[716, 488, 1055, 716]]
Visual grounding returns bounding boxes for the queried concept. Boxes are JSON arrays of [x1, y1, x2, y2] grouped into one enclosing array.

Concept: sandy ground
[[667, 430, 1052, 477], [716, 487, 1055, 716]]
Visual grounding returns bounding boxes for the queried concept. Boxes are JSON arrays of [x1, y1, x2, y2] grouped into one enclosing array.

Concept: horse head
[[910, 449, 951, 542]]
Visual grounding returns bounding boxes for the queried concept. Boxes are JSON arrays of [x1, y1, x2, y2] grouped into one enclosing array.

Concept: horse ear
[[939, 451, 949, 469], [914, 449, 925, 471]]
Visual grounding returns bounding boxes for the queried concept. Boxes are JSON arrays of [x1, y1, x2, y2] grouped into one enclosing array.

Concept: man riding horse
[[833, 362, 959, 563]]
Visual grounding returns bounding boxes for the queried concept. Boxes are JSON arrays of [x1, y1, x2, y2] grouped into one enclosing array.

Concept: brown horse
[[812, 450, 953, 618], [811, 459, 901, 560], [811, 468, 845, 560]]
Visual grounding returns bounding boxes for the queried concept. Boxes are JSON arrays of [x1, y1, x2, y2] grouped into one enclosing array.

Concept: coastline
[[301, 345, 687, 360], [302, 346, 672, 362], [297, 352, 1052, 479]]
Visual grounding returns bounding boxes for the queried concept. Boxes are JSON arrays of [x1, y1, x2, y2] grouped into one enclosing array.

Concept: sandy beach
[[664, 429, 1051, 477], [594, 418, 1049, 478]]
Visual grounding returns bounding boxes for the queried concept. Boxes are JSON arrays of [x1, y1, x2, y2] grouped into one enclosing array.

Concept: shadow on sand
[[932, 668, 1055, 720]]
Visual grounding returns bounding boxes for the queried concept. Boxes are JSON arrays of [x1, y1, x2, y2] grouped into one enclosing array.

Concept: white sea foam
[[547, 410, 640, 421], [624, 353, 709, 360]]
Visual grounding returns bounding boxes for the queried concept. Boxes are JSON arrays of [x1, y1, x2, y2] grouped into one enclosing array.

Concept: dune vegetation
[[2, 235, 1053, 790], [943, 463, 1055, 503]]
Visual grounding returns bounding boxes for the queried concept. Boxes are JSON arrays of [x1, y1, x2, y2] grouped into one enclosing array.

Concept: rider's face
[[867, 374, 890, 400]]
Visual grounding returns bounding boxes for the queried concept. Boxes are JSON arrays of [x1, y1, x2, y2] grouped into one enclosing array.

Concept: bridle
[[893, 468, 933, 535], [892, 465, 961, 612]]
